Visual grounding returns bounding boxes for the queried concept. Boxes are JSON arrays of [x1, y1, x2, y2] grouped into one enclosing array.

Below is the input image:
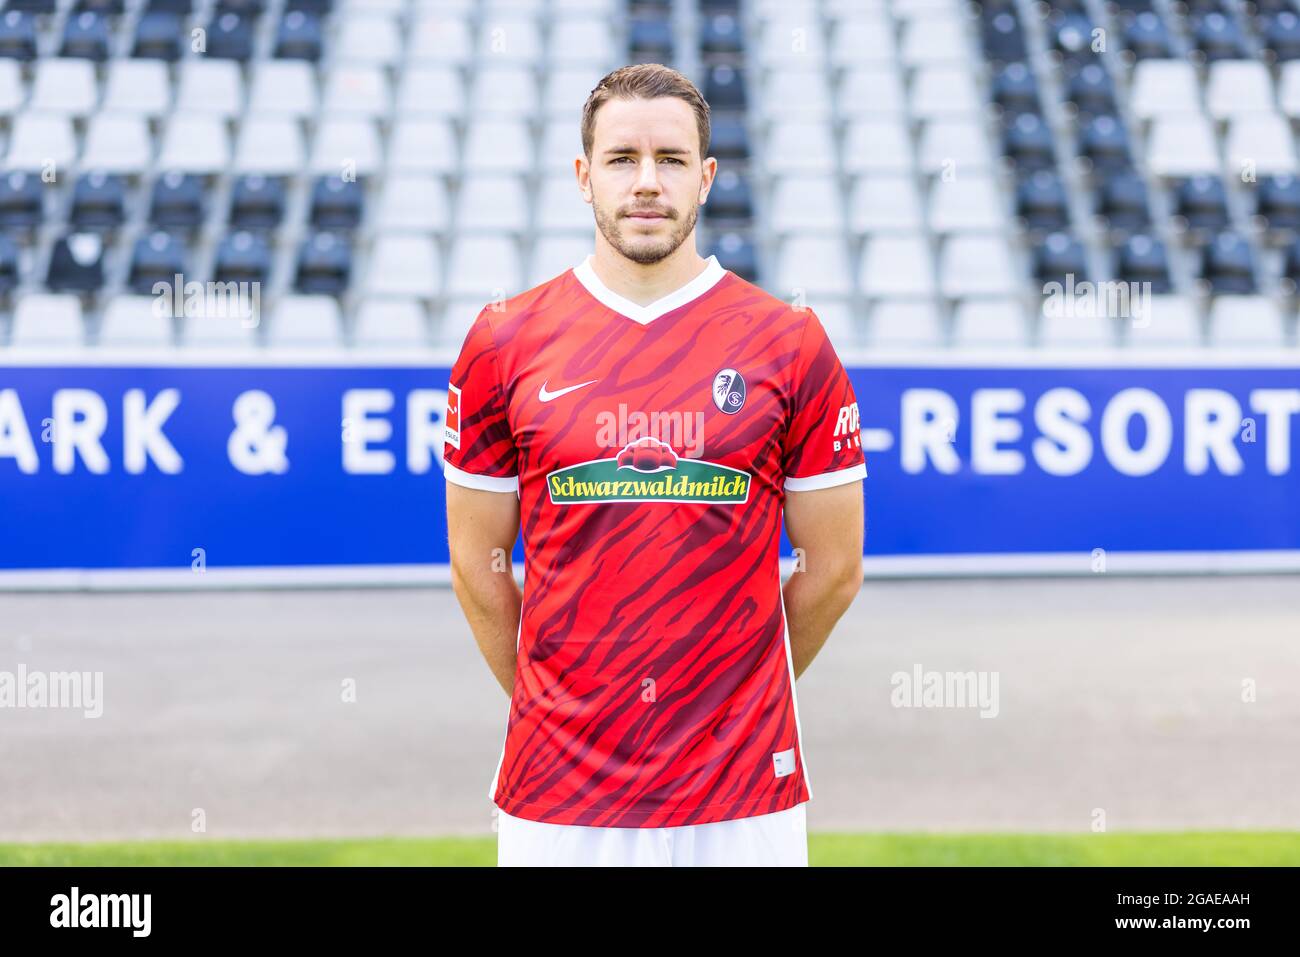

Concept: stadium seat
[[1206, 295, 1287, 345], [11, 294, 84, 348], [354, 298, 430, 349], [860, 236, 935, 298], [866, 300, 944, 349], [98, 295, 175, 349], [777, 236, 854, 298], [1125, 295, 1202, 347], [295, 232, 353, 296], [267, 295, 344, 349], [367, 234, 441, 298]]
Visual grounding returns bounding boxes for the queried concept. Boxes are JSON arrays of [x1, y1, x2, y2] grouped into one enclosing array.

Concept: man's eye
[[611, 157, 632, 164], [661, 157, 684, 164]]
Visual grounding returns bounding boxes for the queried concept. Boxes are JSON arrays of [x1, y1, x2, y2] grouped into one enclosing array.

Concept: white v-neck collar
[[571, 254, 727, 325]]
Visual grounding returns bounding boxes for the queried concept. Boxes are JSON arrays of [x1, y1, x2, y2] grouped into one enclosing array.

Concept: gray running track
[[0, 576, 1296, 841]]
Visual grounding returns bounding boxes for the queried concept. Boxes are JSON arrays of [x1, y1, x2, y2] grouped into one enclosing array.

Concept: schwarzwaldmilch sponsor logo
[[547, 437, 750, 504]]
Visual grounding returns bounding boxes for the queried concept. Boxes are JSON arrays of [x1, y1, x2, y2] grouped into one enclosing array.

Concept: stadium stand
[[0, 0, 1297, 350]]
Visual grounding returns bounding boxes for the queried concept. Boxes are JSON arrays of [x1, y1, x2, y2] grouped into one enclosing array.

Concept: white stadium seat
[[860, 235, 936, 297], [11, 295, 84, 348], [529, 235, 592, 286], [248, 61, 319, 117], [867, 300, 944, 348], [158, 115, 230, 174], [471, 68, 540, 116], [311, 119, 382, 176], [445, 236, 524, 298], [1207, 296, 1287, 346], [0, 60, 23, 116], [388, 119, 458, 175], [29, 59, 97, 116], [1125, 295, 1202, 348], [367, 235, 442, 298], [354, 299, 431, 348], [771, 176, 845, 233], [268, 296, 344, 349], [176, 60, 244, 117], [850, 175, 923, 234], [98, 296, 174, 349], [951, 299, 1031, 348], [377, 175, 451, 232], [776, 237, 855, 297], [322, 66, 391, 118], [1131, 60, 1201, 119], [102, 60, 170, 117], [234, 118, 306, 175], [457, 175, 530, 233], [81, 114, 152, 174], [6, 112, 78, 169]]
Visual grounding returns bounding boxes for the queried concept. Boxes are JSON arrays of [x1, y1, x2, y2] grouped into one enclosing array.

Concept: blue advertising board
[[2, 353, 1297, 583]]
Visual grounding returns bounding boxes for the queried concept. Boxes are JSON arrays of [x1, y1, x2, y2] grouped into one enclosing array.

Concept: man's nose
[[634, 158, 662, 193]]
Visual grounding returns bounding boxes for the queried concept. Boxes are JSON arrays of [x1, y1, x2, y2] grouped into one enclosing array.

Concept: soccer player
[[444, 63, 866, 867]]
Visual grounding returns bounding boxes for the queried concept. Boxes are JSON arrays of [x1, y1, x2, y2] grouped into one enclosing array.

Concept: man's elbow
[[836, 557, 864, 601]]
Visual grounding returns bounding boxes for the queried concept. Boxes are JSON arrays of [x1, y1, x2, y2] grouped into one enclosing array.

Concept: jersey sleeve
[[781, 308, 867, 491], [443, 308, 519, 494]]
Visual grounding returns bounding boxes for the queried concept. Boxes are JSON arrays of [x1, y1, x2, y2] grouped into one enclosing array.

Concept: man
[[444, 63, 865, 867]]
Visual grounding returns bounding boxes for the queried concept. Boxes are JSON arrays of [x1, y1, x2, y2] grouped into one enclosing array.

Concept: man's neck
[[589, 241, 710, 308]]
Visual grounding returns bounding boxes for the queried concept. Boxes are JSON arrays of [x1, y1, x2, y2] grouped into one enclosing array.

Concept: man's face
[[581, 97, 715, 265]]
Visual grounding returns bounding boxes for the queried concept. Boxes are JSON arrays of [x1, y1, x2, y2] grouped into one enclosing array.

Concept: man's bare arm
[[446, 481, 523, 696], [782, 481, 865, 678]]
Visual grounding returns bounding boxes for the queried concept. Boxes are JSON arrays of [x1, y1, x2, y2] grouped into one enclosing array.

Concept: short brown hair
[[581, 63, 711, 160]]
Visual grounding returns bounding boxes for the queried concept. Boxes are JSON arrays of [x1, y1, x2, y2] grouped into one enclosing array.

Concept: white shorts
[[496, 802, 808, 867]]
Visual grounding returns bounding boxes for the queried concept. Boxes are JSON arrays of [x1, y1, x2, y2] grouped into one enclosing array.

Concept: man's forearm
[[451, 559, 523, 697], [782, 563, 863, 678]]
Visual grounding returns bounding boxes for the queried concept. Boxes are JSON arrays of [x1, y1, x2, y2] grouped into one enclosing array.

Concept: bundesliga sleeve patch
[[444, 383, 461, 450]]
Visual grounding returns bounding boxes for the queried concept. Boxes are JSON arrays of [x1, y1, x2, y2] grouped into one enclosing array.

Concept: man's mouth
[[626, 210, 669, 220]]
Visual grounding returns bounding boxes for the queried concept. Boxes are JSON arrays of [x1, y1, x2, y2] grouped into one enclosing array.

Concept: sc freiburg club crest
[[547, 437, 751, 505], [713, 368, 746, 414]]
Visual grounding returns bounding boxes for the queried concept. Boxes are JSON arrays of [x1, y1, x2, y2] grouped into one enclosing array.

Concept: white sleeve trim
[[784, 462, 867, 491], [443, 460, 520, 493]]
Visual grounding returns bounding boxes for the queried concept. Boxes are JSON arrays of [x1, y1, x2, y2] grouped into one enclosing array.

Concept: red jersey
[[444, 254, 866, 827]]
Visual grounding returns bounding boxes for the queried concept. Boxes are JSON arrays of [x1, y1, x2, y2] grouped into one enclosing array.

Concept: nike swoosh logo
[[538, 379, 598, 402]]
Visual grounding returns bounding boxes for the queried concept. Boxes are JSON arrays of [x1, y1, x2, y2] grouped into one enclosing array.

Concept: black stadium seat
[[70, 173, 128, 232], [1172, 176, 1231, 233], [309, 177, 364, 231], [295, 232, 351, 295], [213, 232, 272, 286], [129, 230, 188, 294], [1199, 232, 1256, 293], [1032, 231, 1088, 286], [132, 12, 183, 61], [0, 234, 19, 297], [61, 12, 112, 62], [1254, 175, 1300, 233], [274, 11, 323, 61], [0, 10, 39, 61], [149, 173, 206, 230], [1115, 234, 1173, 293], [230, 176, 287, 232], [207, 12, 255, 61], [46, 233, 107, 293], [1095, 169, 1153, 233]]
